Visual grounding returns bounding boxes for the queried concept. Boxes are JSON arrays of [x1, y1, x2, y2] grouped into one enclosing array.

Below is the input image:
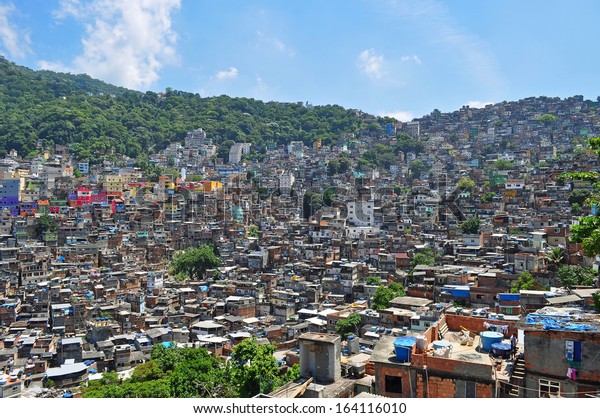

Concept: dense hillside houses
[[0, 90, 600, 398]]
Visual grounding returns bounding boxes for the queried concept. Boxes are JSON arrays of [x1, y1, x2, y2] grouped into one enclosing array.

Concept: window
[[565, 340, 582, 362], [539, 379, 560, 397], [385, 375, 403, 394], [455, 380, 476, 397]]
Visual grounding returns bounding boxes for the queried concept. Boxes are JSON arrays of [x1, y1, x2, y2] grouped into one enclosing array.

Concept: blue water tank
[[393, 336, 417, 362], [480, 331, 503, 352], [490, 342, 512, 358]]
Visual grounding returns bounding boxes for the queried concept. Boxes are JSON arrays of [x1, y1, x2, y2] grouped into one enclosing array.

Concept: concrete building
[[515, 308, 600, 398], [299, 332, 341, 384]]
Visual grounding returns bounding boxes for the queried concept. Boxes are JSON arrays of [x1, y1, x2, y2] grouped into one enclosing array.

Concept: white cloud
[[379, 110, 415, 122], [38, 59, 70, 73], [0, 2, 31, 59], [401, 54, 421, 65], [46, 0, 181, 90], [215, 67, 239, 80], [53, 0, 86, 20], [357, 48, 386, 79], [257, 31, 295, 57], [385, 0, 507, 94], [251, 73, 275, 101], [465, 100, 492, 108]]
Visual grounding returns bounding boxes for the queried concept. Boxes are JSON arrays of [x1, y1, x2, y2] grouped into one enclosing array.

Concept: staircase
[[508, 355, 525, 398], [438, 322, 449, 339]]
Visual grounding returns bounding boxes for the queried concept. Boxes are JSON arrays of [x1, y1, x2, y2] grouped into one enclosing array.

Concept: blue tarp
[[450, 289, 470, 298], [498, 293, 520, 301], [526, 314, 598, 331]]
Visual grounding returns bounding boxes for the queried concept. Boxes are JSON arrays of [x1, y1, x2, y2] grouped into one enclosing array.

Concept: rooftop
[[299, 332, 340, 344]]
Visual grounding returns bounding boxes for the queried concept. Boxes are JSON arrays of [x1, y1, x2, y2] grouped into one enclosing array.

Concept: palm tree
[[545, 246, 565, 272]]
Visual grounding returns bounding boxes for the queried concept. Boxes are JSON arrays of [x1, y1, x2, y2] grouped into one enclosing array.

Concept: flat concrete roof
[[371, 332, 501, 367], [298, 332, 340, 344]]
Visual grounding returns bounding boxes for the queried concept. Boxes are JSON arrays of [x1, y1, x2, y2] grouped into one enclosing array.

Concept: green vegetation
[[593, 292, 600, 313], [83, 340, 298, 398], [170, 244, 221, 281], [537, 113, 557, 125], [36, 213, 58, 239], [409, 159, 426, 180], [247, 225, 259, 238], [510, 271, 545, 293], [460, 217, 481, 234], [335, 312, 362, 339], [568, 189, 591, 206], [562, 137, 600, 256], [0, 57, 370, 162], [370, 282, 405, 311], [327, 157, 351, 175], [556, 265, 596, 289], [411, 247, 436, 267], [395, 132, 424, 154], [303, 191, 323, 219], [457, 177, 475, 191], [365, 276, 382, 286], [545, 247, 565, 272], [494, 159, 514, 170], [480, 192, 496, 203], [230, 338, 298, 398], [361, 144, 398, 169]]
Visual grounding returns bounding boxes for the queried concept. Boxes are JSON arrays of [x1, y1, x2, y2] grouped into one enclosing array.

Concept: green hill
[[0, 57, 376, 162]]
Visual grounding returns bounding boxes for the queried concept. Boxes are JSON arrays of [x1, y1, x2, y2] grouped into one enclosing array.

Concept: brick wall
[[524, 329, 600, 383], [445, 314, 518, 336], [374, 363, 413, 398], [424, 375, 456, 398]]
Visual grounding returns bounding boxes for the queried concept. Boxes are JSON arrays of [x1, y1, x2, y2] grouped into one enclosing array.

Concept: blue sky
[[1, 0, 599, 121]]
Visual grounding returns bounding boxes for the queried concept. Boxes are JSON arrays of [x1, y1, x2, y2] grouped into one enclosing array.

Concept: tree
[[129, 360, 164, 383], [247, 225, 259, 238], [460, 217, 481, 234], [303, 191, 323, 219], [409, 159, 426, 180], [568, 189, 590, 206], [537, 113, 557, 125], [544, 247, 565, 272], [335, 312, 362, 339], [510, 271, 545, 293], [562, 137, 600, 257], [170, 244, 221, 281], [593, 291, 600, 313], [457, 177, 475, 191], [370, 283, 405, 311], [366, 276, 381, 286], [481, 192, 496, 203], [556, 265, 596, 289], [411, 247, 435, 267], [36, 213, 58, 239], [230, 338, 286, 397], [494, 159, 513, 170]]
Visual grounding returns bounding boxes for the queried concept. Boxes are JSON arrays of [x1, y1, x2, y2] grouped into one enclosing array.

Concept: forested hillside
[[0, 57, 377, 162]]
